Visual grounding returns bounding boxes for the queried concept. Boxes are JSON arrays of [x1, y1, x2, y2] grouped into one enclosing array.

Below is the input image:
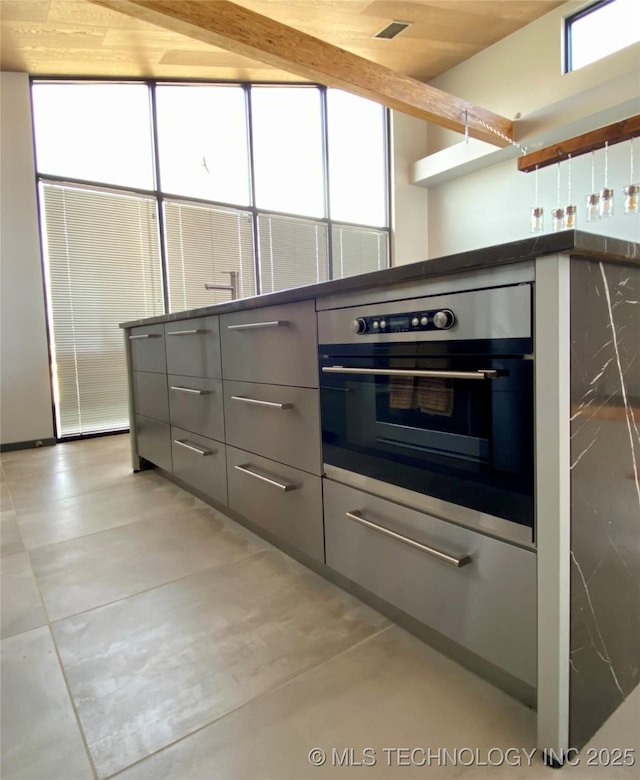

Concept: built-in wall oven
[[318, 283, 534, 546]]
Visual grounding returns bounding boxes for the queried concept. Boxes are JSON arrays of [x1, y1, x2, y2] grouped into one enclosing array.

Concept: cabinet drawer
[[135, 414, 172, 472], [226, 446, 323, 562], [132, 371, 168, 423], [323, 480, 537, 686], [169, 376, 224, 442], [129, 324, 166, 373], [171, 427, 227, 506], [224, 381, 320, 475], [165, 316, 221, 379], [221, 300, 318, 387]]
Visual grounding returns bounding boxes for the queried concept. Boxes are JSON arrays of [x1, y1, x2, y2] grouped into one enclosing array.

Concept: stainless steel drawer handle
[[322, 367, 498, 381], [231, 395, 293, 410], [226, 320, 287, 331], [345, 510, 472, 568], [129, 333, 161, 340], [174, 439, 214, 456], [234, 464, 297, 492], [167, 329, 208, 336], [170, 386, 210, 395]]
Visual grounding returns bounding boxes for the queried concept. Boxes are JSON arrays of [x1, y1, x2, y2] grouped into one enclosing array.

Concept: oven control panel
[[352, 308, 455, 335]]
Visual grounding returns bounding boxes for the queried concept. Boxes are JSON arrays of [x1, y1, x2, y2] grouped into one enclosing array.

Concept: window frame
[[31, 77, 392, 439], [565, 0, 625, 73]]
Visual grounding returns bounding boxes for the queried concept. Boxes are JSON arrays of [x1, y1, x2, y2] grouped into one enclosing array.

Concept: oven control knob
[[372, 321, 380, 330], [352, 317, 368, 334], [433, 310, 455, 329], [379, 320, 387, 329], [420, 316, 429, 326], [411, 317, 420, 327]]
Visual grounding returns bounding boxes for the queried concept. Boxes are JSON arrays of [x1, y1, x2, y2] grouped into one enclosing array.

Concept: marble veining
[[569, 259, 640, 749]]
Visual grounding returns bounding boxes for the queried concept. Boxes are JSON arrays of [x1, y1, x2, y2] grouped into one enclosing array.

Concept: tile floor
[[1, 434, 638, 780]]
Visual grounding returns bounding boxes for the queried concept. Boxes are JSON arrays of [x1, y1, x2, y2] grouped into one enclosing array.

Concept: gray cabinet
[[132, 371, 169, 423], [220, 300, 318, 387], [136, 414, 172, 472], [168, 376, 224, 442], [226, 445, 324, 562], [171, 426, 227, 506], [223, 380, 321, 475], [165, 316, 221, 379], [129, 324, 166, 373], [323, 479, 537, 687]]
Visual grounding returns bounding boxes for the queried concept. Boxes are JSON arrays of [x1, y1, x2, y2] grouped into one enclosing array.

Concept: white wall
[[424, 1, 640, 257], [1, 72, 54, 445], [391, 111, 429, 265]]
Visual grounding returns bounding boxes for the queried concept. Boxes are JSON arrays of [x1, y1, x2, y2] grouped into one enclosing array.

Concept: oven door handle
[[345, 510, 472, 568], [322, 367, 498, 380]]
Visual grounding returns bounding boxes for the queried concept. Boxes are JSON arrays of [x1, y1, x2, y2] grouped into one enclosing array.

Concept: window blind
[[40, 183, 164, 437], [163, 200, 255, 311], [258, 213, 329, 294], [331, 224, 389, 279]]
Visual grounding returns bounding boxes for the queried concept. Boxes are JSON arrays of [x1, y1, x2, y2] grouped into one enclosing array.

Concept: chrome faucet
[[204, 270, 239, 300]]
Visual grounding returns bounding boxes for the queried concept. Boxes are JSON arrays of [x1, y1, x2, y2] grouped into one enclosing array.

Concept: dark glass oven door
[[320, 348, 534, 528]]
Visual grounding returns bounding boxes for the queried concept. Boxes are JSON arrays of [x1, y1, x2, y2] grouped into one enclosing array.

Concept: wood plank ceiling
[[1, 1, 564, 83]]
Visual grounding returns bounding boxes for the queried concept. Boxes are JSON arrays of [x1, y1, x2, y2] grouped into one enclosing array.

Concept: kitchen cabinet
[[226, 445, 324, 562], [122, 231, 640, 762], [165, 315, 221, 379], [220, 300, 318, 387], [171, 426, 227, 506], [324, 479, 537, 687], [128, 324, 166, 373], [168, 376, 224, 443], [223, 380, 321, 476], [135, 414, 172, 472]]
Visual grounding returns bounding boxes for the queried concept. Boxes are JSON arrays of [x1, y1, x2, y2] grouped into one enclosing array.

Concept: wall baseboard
[[0, 437, 56, 453]]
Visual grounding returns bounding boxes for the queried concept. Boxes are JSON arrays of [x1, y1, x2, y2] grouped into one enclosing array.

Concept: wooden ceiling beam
[[518, 115, 640, 172], [90, 0, 513, 147]]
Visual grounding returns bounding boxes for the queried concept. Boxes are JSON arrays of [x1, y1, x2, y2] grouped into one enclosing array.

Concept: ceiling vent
[[374, 21, 412, 40]]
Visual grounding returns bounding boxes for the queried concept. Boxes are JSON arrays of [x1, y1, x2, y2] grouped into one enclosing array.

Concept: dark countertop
[[120, 230, 640, 328]]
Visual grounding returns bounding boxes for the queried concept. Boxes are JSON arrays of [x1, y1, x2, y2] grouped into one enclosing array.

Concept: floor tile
[[0, 481, 13, 511], [16, 471, 188, 550], [454, 688, 640, 779], [53, 549, 389, 778], [31, 502, 267, 620], [6, 459, 135, 511], [1, 435, 130, 481], [0, 551, 47, 638], [112, 625, 527, 780], [1, 626, 94, 780], [1, 510, 24, 556]]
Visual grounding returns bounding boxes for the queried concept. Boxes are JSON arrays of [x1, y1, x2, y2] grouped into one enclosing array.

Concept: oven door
[[319, 349, 534, 531]]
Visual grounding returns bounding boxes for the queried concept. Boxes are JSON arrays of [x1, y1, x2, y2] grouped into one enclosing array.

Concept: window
[[32, 83, 155, 189], [40, 184, 163, 436], [565, 0, 640, 72], [156, 85, 250, 205], [251, 87, 325, 218], [327, 91, 388, 227], [164, 200, 255, 311], [258, 214, 328, 293], [332, 225, 389, 278], [33, 80, 390, 438]]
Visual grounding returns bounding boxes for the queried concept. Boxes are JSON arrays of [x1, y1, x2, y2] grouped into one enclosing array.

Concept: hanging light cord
[[465, 113, 528, 154], [591, 150, 596, 193], [567, 154, 572, 204], [535, 165, 539, 207], [557, 162, 561, 208], [604, 141, 609, 188]]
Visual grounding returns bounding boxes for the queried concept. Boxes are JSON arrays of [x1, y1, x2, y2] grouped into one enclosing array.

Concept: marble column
[[569, 258, 640, 748]]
